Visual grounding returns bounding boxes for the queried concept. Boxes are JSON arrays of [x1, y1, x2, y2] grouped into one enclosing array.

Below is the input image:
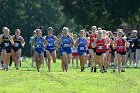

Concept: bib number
[[118, 46, 123, 49], [4, 43, 9, 47], [37, 44, 41, 48], [80, 47, 84, 50], [64, 44, 69, 47], [14, 43, 19, 47], [98, 46, 103, 50], [92, 42, 95, 47]]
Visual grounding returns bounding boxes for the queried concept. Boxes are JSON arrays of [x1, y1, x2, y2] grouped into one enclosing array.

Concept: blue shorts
[[35, 48, 44, 54], [78, 50, 86, 56], [46, 48, 56, 54], [46, 46, 56, 53], [62, 47, 72, 54]]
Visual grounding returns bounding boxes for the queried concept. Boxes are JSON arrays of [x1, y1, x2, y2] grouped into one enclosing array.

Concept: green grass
[[0, 58, 140, 93]]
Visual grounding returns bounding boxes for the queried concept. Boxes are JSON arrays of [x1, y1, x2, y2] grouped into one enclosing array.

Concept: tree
[[0, 0, 62, 56], [60, 0, 140, 30]]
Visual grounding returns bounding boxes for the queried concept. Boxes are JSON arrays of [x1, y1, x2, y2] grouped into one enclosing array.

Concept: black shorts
[[106, 49, 109, 51], [12, 47, 21, 52], [96, 52, 105, 56], [110, 49, 115, 56], [2, 48, 11, 53], [110, 52, 115, 56], [86, 50, 89, 54], [44, 51, 47, 57], [88, 48, 96, 52], [116, 51, 126, 55]]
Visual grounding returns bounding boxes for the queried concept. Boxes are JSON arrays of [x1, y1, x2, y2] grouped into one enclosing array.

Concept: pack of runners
[[0, 26, 140, 73]]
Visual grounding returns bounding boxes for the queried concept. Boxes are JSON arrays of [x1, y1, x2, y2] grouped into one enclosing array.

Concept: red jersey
[[88, 34, 97, 48], [116, 39, 126, 52], [96, 39, 106, 53]]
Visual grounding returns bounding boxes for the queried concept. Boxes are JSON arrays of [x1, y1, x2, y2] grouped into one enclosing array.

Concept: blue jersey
[[45, 35, 56, 50], [61, 36, 72, 54], [34, 36, 44, 54], [78, 38, 87, 52], [61, 36, 71, 48]]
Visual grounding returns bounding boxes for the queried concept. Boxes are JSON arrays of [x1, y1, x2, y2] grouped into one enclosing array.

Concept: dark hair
[[86, 32, 89, 37], [127, 32, 131, 37], [89, 31, 92, 34], [113, 32, 117, 35], [37, 26, 44, 30]]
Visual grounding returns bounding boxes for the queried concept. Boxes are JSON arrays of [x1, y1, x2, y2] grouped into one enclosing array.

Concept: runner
[[115, 29, 128, 73], [95, 30, 106, 73], [88, 26, 97, 72], [0, 27, 14, 71], [44, 27, 59, 72], [75, 30, 87, 72], [29, 30, 36, 67], [12, 29, 25, 70], [61, 27, 73, 72], [103, 30, 111, 72], [85, 32, 90, 67], [71, 34, 78, 68], [32, 29, 48, 72]]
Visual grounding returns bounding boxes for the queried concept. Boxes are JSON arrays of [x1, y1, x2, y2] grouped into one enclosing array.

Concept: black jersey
[[13, 35, 22, 48], [1, 35, 12, 53], [2, 35, 11, 49], [12, 36, 22, 52], [134, 37, 140, 49]]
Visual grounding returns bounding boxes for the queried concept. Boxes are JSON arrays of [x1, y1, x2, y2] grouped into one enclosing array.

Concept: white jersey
[[72, 38, 78, 53]]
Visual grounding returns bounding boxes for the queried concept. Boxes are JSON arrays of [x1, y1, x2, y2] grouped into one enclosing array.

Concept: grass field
[[0, 58, 140, 93]]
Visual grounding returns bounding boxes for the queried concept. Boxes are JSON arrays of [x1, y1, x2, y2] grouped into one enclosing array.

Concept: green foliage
[[0, 0, 79, 56], [0, 0, 140, 56], [60, 0, 140, 30]]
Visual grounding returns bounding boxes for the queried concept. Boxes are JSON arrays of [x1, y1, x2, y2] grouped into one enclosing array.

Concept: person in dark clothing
[[130, 30, 138, 67], [126, 33, 133, 66], [134, 32, 140, 67]]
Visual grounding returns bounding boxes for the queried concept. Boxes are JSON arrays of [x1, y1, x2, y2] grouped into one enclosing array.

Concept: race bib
[[98, 46, 103, 50], [64, 44, 69, 47], [118, 46, 123, 49], [37, 44, 41, 48], [80, 47, 84, 50], [4, 43, 9, 47], [14, 43, 19, 47], [92, 42, 95, 47]]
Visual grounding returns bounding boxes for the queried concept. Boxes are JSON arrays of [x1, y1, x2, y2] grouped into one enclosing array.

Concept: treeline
[[0, 0, 140, 56], [0, 0, 79, 56]]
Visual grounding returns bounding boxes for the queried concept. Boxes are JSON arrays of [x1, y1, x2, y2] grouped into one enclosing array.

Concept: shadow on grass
[[21, 69, 36, 71], [21, 66, 36, 68], [123, 67, 140, 69]]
